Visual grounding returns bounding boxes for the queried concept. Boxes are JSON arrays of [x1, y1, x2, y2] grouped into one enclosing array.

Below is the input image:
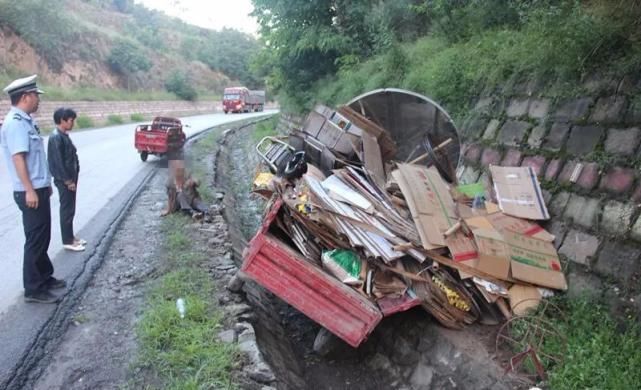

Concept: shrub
[[75, 115, 94, 129], [165, 70, 198, 101], [107, 114, 124, 125], [130, 113, 144, 121]]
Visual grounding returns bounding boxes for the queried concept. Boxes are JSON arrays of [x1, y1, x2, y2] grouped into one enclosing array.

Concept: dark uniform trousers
[[54, 179, 77, 245], [13, 187, 54, 292]]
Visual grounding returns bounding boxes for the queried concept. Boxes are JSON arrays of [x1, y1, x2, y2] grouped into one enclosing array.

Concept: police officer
[[1, 75, 66, 304]]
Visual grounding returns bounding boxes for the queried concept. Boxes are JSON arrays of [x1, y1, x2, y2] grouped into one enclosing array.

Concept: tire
[[224, 110, 228, 114], [140, 151, 148, 162]]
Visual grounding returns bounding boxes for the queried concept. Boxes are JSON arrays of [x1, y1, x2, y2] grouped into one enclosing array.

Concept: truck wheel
[[224, 110, 228, 114], [140, 151, 148, 162]]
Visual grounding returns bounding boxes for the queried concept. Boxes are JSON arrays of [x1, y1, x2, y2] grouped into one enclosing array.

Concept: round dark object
[[283, 151, 307, 179], [140, 151, 148, 162]]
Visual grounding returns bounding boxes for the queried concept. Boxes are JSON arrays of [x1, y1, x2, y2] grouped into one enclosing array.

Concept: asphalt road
[[0, 110, 276, 315]]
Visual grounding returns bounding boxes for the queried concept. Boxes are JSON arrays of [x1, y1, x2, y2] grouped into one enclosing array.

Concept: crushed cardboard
[[490, 166, 550, 220]]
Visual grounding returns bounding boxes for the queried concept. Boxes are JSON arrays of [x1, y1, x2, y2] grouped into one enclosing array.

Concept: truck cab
[[223, 87, 265, 113], [223, 87, 249, 114]]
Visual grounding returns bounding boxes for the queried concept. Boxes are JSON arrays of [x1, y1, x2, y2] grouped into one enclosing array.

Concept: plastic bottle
[[176, 298, 186, 319]]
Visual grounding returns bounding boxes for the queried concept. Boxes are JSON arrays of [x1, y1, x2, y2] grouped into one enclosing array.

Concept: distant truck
[[223, 87, 265, 114]]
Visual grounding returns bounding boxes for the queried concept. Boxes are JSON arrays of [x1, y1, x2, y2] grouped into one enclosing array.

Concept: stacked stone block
[[459, 83, 641, 292]]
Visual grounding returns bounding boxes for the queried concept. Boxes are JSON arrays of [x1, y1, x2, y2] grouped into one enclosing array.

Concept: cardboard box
[[393, 164, 458, 248], [473, 228, 510, 280], [490, 166, 550, 220], [486, 212, 554, 242], [503, 230, 567, 290], [445, 231, 478, 262]]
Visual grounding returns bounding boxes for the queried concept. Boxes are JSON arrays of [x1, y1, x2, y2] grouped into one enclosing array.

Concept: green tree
[[108, 39, 152, 90], [250, 0, 428, 109], [165, 70, 198, 101]]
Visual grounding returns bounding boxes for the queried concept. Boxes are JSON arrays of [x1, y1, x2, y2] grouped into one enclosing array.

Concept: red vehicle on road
[[223, 87, 265, 113], [134, 116, 186, 162]]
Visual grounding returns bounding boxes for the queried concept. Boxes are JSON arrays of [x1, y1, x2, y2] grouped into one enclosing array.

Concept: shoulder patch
[[12, 114, 23, 121]]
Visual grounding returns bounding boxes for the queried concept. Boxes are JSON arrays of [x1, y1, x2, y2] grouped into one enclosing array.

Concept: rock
[[565, 125, 604, 156], [226, 303, 252, 317], [238, 312, 256, 322], [238, 338, 260, 360], [367, 352, 393, 371], [552, 98, 593, 122], [563, 195, 600, 229], [542, 122, 571, 151], [409, 362, 434, 389], [600, 201, 635, 236], [605, 127, 641, 156], [313, 327, 343, 356], [528, 98, 550, 119], [218, 329, 236, 344], [237, 325, 256, 345], [559, 229, 600, 265], [594, 241, 641, 288], [590, 96, 627, 124], [480, 148, 502, 167], [208, 236, 225, 246], [527, 125, 547, 148], [482, 119, 501, 140], [390, 337, 420, 367], [227, 273, 246, 292], [506, 98, 530, 117], [567, 269, 603, 299], [246, 363, 276, 384], [599, 167, 635, 194], [497, 120, 531, 146], [544, 158, 563, 180]]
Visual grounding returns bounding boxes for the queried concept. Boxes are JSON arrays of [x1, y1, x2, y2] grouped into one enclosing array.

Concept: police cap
[[3, 75, 45, 96]]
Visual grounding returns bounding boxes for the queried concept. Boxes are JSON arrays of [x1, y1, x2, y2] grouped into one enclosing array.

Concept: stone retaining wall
[[0, 100, 220, 130], [458, 77, 641, 302]]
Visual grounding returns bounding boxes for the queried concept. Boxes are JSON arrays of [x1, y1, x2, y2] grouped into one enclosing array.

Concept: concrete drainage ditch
[[214, 121, 521, 390]]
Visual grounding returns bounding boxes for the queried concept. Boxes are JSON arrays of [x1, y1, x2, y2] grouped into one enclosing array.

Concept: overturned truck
[[242, 89, 565, 354]]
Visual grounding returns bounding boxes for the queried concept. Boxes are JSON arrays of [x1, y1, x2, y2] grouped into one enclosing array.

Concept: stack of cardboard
[[252, 105, 566, 330]]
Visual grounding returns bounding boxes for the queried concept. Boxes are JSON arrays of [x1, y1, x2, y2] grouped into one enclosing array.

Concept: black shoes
[[45, 277, 67, 290], [23, 277, 67, 304], [24, 290, 60, 304]]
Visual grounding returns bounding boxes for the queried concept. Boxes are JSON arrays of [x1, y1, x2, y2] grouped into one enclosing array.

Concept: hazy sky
[[135, 0, 258, 34]]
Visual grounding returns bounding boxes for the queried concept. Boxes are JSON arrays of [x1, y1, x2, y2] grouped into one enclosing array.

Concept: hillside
[[0, 0, 262, 100]]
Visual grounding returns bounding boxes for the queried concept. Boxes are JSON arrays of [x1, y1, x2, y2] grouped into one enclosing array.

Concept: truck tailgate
[[241, 200, 383, 348]]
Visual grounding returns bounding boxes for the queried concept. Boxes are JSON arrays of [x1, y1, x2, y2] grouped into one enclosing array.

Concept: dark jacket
[[47, 128, 79, 183]]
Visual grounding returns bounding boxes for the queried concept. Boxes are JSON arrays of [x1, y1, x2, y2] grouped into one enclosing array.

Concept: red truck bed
[[242, 199, 421, 348]]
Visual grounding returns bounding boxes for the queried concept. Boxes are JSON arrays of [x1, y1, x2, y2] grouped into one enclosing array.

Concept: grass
[[508, 296, 641, 389], [130, 113, 145, 122], [134, 214, 240, 389], [251, 115, 279, 143], [75, 115, 94, 129]]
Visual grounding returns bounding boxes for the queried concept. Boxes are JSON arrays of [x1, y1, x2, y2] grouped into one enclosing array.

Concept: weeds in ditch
[[508, 296, 641, 389], [543, 297, 641, 389], [135, 214, 240, 389], [251, 115, 279, 143]]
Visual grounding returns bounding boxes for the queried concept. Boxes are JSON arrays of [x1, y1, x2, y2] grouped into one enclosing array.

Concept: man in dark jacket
[[47, 108, 86, 251]]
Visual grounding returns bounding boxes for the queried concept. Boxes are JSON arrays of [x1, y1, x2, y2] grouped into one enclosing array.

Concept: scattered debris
[[241, 89, 566, 368]]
